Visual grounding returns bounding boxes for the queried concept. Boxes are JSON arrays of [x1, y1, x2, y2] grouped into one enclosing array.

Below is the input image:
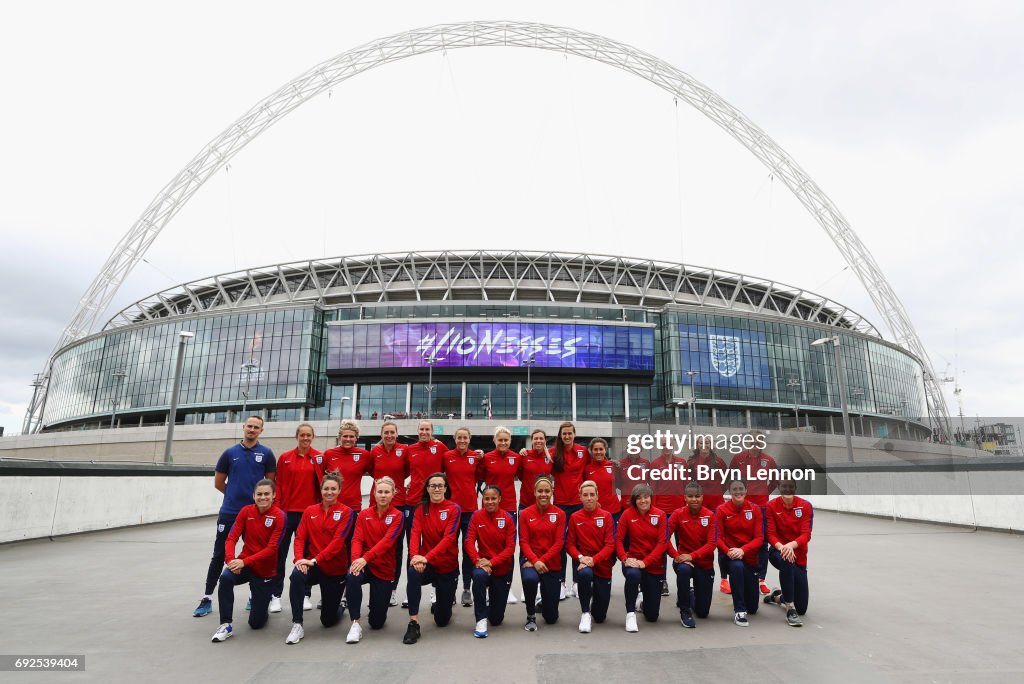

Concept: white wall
[[813, 494, 1024, 531], [0, 476, 222, 543]]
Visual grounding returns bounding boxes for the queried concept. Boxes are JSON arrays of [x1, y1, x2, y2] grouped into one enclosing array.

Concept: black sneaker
[[403, 620, 421, 644], [680, 608, 696, 628], [763, 589, 783, 606], [660, 578, 670, 597], [786, 608, 802, 627], [734, 612, 749, 627], [524, 616, 538, 632]]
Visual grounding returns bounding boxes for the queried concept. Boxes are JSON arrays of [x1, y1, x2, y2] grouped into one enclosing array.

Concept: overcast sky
[[1, 1, 1021, 436]]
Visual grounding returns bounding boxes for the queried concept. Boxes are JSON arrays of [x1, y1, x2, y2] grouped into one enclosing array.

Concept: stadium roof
[[104, 251, 881, 337]]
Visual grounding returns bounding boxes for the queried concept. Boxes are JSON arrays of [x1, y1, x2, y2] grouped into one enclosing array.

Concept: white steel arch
[[24, 20, 950, 432]]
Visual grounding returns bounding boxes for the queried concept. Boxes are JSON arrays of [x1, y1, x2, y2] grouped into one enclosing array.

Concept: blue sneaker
[[473, 618, 488, 638], [193, 597, 212, 617], [680, 608, 696, 628]]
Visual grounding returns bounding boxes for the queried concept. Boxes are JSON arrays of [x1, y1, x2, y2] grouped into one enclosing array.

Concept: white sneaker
[[285, 622, 304, 644], [636, 593, 644, 614], [579, 612, 593, 633], [390, 591, 399, 607], [474, 618, 488, 638], [302, 596, 313, 611], [506, 591, 519, 604], [430, 589, 437, 604], [346, 622, 363, 643], [268, 596, 282, 613], [625, 612, 639, 633], [571, 583, 579, 598], [211, 623, 234, 642], [559, 583, 568, 601]]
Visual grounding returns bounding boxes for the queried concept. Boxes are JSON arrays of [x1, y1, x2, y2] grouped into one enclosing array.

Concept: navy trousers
[[289, 566, 344, 626], [726, 559, 759, 614], [520, 563, 561, 624], [768, 548, 809, 615], [346, 569, 392, 629], [471, 568, 513, 625], [204, 512, 237, 595], [622, 566, 663, 621], [218, 566, 274, 628], [673, 562, 714, 618], [576, 566, 611, 623], [406, 564, 459, 626]]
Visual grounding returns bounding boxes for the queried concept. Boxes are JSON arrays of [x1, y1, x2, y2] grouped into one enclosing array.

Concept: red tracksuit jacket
[[517, 449, 553, 508], [553, 445, 589, 506], [519, 504, 566, 572], [479, 449, 519, 512], [225, 504, 285, 578], [320, 446, 372, 510], [687, 453, 728, 511], [567, 507, 615, 579], [276, 448, 323, 513], [728, 451, 779, 506], [667, 505, 717, 571], [616, 456, 650, 509], [370, 443, 409, 507], [649, 453, 688, 515], [716, 500, 764, 567], [584, 459, 622, 514], [406, 439, 447, 504], [293, 502, 355, 576], [351, 505, 404, 581], [409, 500, 463, 574], [616, 506, 669, 576], [766, 496, 813, 567], [442, 449, 481, 512], [465, 509, 516, 577]]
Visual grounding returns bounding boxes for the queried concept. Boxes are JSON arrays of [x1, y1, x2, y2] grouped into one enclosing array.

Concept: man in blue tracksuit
[[193, 415, 276, 617]]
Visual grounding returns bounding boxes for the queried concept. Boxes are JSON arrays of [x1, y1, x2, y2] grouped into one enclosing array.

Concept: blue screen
[[678, 324, 770, 389]]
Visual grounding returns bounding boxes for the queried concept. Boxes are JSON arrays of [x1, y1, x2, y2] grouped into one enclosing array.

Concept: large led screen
[[678, 324, 771, 389], [328, 322, 654, 371]]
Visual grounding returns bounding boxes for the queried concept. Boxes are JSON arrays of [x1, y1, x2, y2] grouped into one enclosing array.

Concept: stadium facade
[[39, 251, 928, 439]]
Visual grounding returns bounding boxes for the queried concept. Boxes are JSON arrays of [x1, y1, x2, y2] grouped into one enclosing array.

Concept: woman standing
[[285, 473, 354, 644], [583, 438, 621, 521], [519, 475, 565, 631], [442, 427, 482, 607], [615, 484, 668, 633], [211, 479, 285, 642], [518, 430, 554, 512], [551, 422, 589, 598], [272, 423, 322, 613], [567, 480, 615, 633], [370, 421, 409, 605], [465, 486, 516, 638], [763, 479, 812, 627], [687, 434, 730, 591], [321, 420, 373, 513], [403, 472, 462, 644], [479, 427, 521, 524], [716, 480, 764, 627], [345, 477, 404, 644]]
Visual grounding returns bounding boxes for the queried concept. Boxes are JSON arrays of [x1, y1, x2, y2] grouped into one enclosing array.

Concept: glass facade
[[43, 300, 926, 433]]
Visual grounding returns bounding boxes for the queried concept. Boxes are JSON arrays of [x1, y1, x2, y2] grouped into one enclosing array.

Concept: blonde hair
[[338, 419, 360, 437], [493, 426, 512, 439], [579, 479, 599, 496], [374, 476, 396, 492]]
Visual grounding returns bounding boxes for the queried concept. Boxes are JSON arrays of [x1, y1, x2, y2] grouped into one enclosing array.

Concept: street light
[[686, 369, 698, 431], [524, 355, 537, 420], [811, 335, 854, 463], [786, 376, 801, 429], [340, 395, 351, 421], [164, 331, 195, 465], [240, 361, 259, 421], [109, 369, 128, 429], [850, 387, 865, 437], [424, 354, 438, 418]]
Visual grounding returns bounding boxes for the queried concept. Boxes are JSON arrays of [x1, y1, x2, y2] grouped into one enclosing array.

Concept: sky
[[1, 1, 1021, 436]]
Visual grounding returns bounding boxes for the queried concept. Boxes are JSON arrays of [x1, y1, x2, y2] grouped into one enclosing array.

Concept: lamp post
[[812, 335, 854, 463], [425, 354, 438, 418], [164, 331, 195, 465], [340, 395, 351, 421], [850, 387, 865, 437], [109, 369, 128, 429], [524, 354, 536, 420], [786, 376, 801, 429], [240, 361, 259, 421], [686, 369, 698, 432]]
